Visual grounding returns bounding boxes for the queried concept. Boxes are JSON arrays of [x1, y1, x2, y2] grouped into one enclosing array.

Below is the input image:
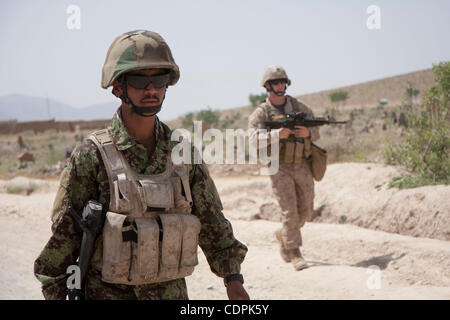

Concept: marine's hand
[[278, 127, 293, 139], [294, 125, 310, 138], [226, 281, 250, 300]]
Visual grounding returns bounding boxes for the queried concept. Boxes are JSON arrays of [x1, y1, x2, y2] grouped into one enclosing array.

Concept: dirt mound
[[213, 163, 450, 241], [312, 163, 450, 241], [0, 176, 59, 195]]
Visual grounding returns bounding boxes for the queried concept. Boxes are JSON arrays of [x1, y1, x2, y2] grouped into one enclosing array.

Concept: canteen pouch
[[310, 143, 327, 181]]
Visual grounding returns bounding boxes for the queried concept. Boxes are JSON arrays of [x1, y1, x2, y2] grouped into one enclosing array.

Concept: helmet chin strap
[[130, 102, 163, 117]]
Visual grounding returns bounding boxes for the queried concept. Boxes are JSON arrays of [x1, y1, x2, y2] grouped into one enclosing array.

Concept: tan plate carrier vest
[[89, 129, 201, 285], [261, 103, 311, 164]]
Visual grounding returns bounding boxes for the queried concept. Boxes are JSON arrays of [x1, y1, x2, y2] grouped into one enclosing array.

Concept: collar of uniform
[[265, 95, 295, 113], [109, 106, 175, 153], [265, 95, 294, 107]]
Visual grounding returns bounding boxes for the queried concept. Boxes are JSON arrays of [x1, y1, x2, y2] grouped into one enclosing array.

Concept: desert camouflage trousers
[[270, 161, 314, 250], [84, 268, 189, 300]]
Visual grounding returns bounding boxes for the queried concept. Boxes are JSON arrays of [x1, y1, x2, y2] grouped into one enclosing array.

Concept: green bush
[[383, 61, 450, 187], [329, 90, 349, 103], [182, 112, 195, 130], [249, 93, 268, 107], [196, 107, 220, 127]]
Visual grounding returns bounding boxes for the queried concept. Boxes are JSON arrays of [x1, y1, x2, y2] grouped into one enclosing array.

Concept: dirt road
[[0, 163, 449, 300]]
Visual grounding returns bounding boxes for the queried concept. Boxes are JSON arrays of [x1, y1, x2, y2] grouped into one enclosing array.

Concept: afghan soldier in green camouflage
[[34, 30, 249, 300]]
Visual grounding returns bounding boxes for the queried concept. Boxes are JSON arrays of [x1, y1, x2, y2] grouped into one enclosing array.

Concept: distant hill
[[0, 94, 117, 122], [297, 68, 435, 111], [0, 68, 436, 124]]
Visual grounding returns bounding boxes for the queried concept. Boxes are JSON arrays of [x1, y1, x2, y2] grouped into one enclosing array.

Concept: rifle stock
[[68, 200, 104, 300]]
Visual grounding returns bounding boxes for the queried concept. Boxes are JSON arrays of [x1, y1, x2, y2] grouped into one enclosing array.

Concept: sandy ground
[[0, 163, 449, 300]]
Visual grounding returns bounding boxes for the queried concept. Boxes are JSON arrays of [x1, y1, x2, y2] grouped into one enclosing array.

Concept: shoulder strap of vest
[[257, 102, 272, 120], [88, 129, 128, 179]]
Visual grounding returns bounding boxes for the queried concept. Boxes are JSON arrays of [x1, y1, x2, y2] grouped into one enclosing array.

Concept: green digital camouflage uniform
[[34, 108, 248, 300]]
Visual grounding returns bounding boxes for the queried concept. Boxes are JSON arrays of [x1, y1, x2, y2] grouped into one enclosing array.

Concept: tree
[[383, 61, 450, 187]]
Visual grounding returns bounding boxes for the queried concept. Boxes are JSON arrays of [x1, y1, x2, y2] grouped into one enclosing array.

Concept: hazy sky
[[1, 0, 449, 120]]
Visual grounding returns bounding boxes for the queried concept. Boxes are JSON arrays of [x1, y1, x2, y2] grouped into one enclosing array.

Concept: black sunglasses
[[268, 79, 287, 86], [125, 73, 171, 89]]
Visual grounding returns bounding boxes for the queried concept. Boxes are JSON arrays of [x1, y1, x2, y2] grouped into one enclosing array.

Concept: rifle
[[264, 112, 347, 142], [68, 200, 104, 300]]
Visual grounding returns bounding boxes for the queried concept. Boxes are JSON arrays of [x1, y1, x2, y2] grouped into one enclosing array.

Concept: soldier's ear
[[112, 80, 123, 98]]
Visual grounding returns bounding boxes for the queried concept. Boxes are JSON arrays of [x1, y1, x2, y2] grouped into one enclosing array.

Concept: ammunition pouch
[[102, 212, 201, 285], [280, 140, 304, 164]]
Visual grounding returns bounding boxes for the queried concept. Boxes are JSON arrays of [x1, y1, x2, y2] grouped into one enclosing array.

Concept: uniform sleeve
[[189, 162, 248, 278], [248, 106, 280, 148], [34, 142, 103, 299]]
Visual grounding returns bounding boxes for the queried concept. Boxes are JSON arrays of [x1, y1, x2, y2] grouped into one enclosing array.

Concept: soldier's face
[[265, 79, 287, 96], [113, 68, 168, 107], [127, 69, 168, 107]]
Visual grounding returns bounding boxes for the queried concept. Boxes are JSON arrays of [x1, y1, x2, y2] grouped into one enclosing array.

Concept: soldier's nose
[[144, 82, 158, 93]]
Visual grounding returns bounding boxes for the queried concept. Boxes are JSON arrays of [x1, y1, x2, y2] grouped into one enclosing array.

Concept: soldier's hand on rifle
[[278, 127, 293, 139], [294, 125, 310, 138]]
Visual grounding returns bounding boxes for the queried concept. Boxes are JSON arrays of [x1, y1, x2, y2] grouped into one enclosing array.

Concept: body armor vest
[[88, 129, 201, 285], [261, 102, 306, 164]]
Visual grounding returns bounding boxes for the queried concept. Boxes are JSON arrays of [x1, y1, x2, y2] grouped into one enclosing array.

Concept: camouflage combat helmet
[[260, 65, 291, 87], [101, 30, 180, 89]]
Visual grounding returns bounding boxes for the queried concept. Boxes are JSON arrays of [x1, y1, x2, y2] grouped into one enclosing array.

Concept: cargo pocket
[[129, 217, 160, 282], [141, 180, 174, 209], [180, 215, 201, 269], [159, 214, 182, 279], [101, 211, 131, 284]]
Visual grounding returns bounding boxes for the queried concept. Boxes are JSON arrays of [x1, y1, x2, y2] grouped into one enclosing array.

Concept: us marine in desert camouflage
[[34, 30, 249, 300], [248, 66, 320, 271]]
